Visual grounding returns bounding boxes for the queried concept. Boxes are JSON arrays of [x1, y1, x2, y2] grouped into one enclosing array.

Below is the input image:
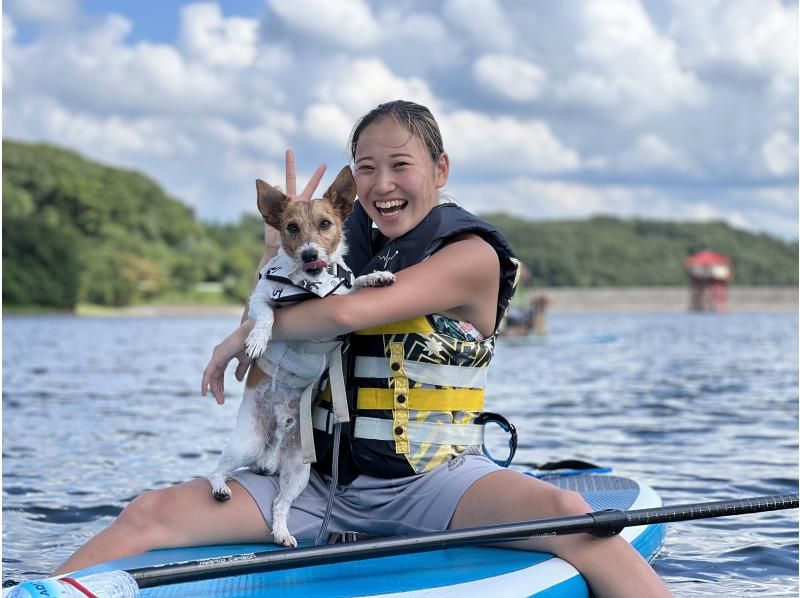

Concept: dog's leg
[[245, 279, 275, 358], [354, 271, 395, 288], [252, 398, 296, 475], [208, 388, 268, 501], [271, 446, 310, 548]]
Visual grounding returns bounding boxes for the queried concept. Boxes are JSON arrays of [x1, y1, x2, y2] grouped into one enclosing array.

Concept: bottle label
[[13, 579, 66, 597]]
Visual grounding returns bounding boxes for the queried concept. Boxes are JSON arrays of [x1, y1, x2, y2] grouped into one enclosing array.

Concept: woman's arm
[[201, 236, 499, 404], [271, 234, 501, 341]]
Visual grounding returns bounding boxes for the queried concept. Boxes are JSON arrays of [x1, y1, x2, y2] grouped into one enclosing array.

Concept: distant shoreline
[[3, 286, 796, 317], [524, 286, 798, 314]]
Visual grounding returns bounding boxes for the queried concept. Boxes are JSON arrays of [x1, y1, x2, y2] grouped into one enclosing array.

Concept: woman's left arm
[[201, 236, 499, 404], [271, 235, 501, 341]]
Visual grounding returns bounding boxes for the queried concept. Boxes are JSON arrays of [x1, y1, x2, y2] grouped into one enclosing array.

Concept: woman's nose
[[374, 167, 395, 193]]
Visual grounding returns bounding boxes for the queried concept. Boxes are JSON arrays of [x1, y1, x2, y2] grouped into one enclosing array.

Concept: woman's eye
[[319, 219, 332, 230], [286, 223, 300, 234], [393, 161, 409, 169], [356, 165, 374, 173]]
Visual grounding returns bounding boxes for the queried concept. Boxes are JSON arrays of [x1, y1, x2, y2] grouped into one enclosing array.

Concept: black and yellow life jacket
[[312, 201, 519, 480]]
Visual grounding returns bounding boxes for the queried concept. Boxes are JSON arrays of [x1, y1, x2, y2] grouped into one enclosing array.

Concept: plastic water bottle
[[7, 571, 139, 597]]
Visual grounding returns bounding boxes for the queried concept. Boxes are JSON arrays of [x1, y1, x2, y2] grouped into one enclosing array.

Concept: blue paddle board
[[62, 471, 665, 597]]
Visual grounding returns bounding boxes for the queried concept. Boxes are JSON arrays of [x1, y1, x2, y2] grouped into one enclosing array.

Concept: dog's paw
[[355, 271, 395, 288], [208, 476, 232, 501], [245, 326, 271, 358], [272, 528, 298, 548]]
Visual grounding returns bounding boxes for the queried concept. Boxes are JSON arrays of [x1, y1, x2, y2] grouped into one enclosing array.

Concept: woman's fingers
[[201, 322, 254, 405], [297, 163, 327, 202], [283, 149, 326, 203], [285, 149, 297, 196]]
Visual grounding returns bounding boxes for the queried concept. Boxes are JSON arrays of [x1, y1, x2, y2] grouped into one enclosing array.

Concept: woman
[[56, 101, 670, 597]]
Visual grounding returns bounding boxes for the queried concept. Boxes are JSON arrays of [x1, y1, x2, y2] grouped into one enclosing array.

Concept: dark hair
[[348, 100, 445, 164]]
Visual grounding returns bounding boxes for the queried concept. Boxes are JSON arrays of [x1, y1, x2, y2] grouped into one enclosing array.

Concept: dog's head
[[255, 166, 357, 276]]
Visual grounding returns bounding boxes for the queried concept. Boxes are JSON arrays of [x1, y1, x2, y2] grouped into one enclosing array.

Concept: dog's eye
[[286, 223, 300, 235], [319, 219, 332, 230]]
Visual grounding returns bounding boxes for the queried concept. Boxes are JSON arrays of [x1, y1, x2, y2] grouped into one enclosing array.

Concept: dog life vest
[[254, 252, 355, 463], [313, 202, 520, 479]]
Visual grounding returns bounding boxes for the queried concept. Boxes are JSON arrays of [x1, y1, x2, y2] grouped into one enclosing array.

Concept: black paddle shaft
[[131, 493, 799, 589]]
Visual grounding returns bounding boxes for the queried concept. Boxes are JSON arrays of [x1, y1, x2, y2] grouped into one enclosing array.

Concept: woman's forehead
[[355, 118, 425, 160]]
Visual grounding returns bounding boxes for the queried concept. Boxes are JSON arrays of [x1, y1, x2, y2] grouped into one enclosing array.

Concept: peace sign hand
[[265, 150, 327, 248]]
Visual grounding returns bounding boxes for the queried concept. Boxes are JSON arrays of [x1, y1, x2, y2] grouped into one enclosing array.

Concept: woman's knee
[[547, 489, 592, 517], [115, 489, 174, 540]]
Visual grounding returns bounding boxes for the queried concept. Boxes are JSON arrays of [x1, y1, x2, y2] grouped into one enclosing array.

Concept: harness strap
[[328, 345, 349, 423], [288, 340, 345, 465], [299, 380, 319, 464]]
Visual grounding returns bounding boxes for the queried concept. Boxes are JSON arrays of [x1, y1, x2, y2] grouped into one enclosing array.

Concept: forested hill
[[3, 140, 797, 309], [2, 140, 263, 308], [484, 213, 798, 287]]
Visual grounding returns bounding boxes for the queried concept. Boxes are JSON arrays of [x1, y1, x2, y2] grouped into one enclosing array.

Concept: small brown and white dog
[[207, 166, 393, 548]]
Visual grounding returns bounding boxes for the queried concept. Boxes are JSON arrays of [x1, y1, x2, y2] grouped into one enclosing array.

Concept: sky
[[3, 0, 798, 239]]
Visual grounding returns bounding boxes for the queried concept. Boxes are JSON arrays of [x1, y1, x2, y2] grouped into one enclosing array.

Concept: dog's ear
[[256, 179, 290, 229], [322, 166, 357, 221]]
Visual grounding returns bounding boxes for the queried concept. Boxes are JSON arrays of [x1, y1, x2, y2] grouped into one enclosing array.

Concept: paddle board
[[63, 471, 665, 597]]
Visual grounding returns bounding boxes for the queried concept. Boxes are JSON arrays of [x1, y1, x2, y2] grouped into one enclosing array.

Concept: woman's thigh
[[123, 478, 272, 548], [449, 469, 589, 530]]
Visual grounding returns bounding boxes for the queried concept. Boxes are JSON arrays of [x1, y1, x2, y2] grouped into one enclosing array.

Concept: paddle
[[127, 493, 798, 589]]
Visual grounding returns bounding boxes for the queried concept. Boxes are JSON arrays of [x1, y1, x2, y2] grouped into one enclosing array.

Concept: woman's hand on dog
[[202, 320, 255, 405]]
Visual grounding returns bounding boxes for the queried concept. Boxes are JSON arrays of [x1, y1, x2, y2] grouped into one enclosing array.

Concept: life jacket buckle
[[475, 412, 517, 467]]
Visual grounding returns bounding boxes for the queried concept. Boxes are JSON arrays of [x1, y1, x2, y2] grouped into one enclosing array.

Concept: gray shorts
[[232, 451, 502, 540]]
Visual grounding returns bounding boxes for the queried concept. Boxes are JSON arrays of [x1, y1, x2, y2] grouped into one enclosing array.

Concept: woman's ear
[[435, 152, 450, 188]]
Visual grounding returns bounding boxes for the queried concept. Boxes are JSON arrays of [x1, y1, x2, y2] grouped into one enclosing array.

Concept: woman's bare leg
[[54, 479, 270, 575], [450, 470, 671, 598]]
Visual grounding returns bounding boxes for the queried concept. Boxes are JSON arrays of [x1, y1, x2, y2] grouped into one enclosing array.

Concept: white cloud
[[1, 0, 796, 240], [442, 111, 580, 174], [310, 58, 440, 126], [3, 14, 16, 91], [616, 134, 697, 175], [473, 54, 546, 102], [269, 0, 381, 48], [556, 0, 705, 119], [301, 103, 354, 149], [762, 131, 799, 177], [4, 0, 78, 24], [669, 0, 797, 88], [179, 3, 259, 67], [443, 0, 515, 51]]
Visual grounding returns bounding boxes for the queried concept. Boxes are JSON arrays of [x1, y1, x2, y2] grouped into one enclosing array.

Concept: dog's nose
[[301, 249, 318, 263]]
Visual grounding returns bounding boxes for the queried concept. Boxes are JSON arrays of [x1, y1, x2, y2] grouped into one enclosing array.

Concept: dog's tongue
[[302, 259, 328, 272]]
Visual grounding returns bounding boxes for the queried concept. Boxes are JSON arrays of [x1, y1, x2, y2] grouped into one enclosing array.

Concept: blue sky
[[3, 0, 798, 239]]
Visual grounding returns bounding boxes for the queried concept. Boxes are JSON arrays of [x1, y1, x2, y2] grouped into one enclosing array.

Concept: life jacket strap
[[311, 405, 485, 447], [354, 356, 488, 389]]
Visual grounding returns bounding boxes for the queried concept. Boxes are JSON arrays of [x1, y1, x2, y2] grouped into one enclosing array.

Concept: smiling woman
[[46, 100, 671, 597]]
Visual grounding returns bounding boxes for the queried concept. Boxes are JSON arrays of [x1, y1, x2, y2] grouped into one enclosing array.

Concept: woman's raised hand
[[265, 150, 327, 247], [284, 149, 327, 201]]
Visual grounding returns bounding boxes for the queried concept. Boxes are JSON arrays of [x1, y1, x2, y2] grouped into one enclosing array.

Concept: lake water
[[3, 312, 798, 596]]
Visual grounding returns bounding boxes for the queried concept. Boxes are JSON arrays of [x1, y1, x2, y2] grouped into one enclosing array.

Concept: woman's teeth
[[376, 200, 407, 215]]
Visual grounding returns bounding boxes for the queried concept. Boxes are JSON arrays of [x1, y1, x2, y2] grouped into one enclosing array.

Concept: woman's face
[[353, 118, 449, 239]]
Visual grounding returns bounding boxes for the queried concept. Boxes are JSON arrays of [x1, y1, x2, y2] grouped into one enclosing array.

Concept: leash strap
[[328, 345, 349, 423], [300, 341, 347, 464]]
